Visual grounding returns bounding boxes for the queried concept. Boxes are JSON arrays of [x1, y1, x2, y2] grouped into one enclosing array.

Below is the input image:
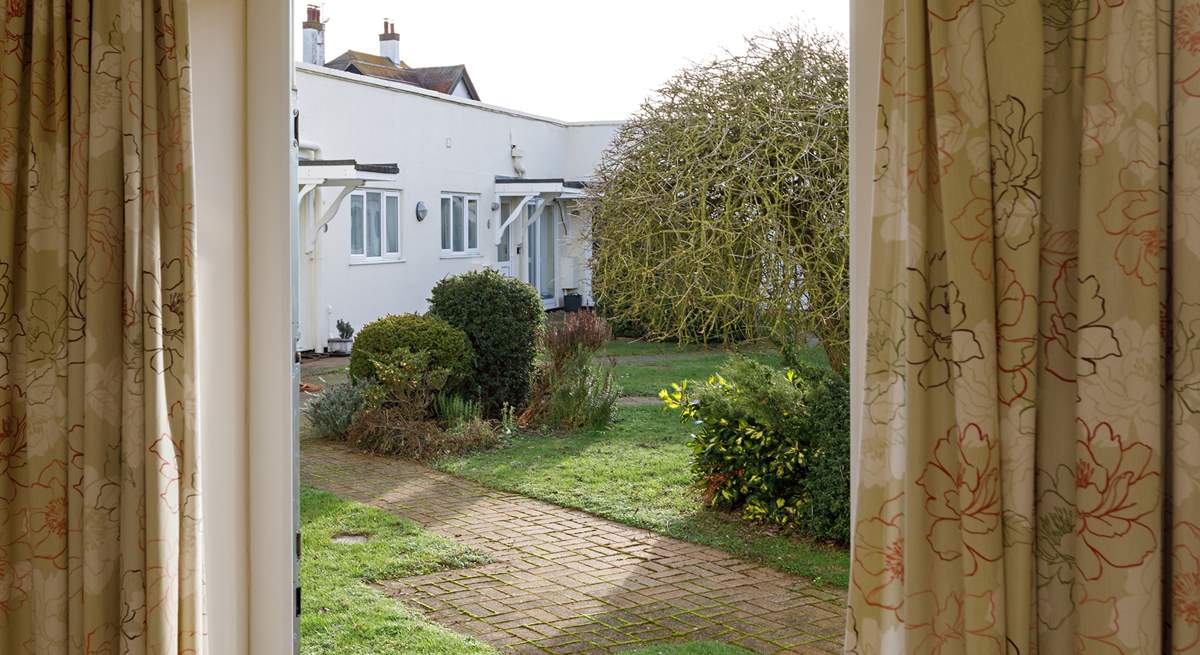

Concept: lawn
[[600, 340, 826, 397], [299, 486, 497, 655], [438, 340, 850, 588]]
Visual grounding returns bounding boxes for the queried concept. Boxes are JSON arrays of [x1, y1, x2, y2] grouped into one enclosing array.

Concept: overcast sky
[[293, 1, 848, 122]]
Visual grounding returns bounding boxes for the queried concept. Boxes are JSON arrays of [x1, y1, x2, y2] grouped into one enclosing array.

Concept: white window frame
[[349, 188, 403, 263], [440, 191, 480, 256]]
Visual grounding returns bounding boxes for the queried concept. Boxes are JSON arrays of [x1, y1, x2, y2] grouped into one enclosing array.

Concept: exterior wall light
[[415, 200, 428, 221]]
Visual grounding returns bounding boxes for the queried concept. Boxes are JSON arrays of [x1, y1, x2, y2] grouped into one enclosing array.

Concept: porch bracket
[[305, 181, 364, 252], [495, 193, 537, 245]]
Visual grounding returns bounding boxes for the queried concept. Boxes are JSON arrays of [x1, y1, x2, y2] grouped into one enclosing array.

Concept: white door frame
[[247, 0, 297, 652]]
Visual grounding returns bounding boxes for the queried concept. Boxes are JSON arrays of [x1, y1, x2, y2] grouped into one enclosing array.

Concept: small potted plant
[[328, 319, 354, 354]]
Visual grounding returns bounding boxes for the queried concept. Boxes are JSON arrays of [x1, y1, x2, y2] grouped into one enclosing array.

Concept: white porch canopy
[[493, 176, 587, 245], [298, 159, 400, 252]]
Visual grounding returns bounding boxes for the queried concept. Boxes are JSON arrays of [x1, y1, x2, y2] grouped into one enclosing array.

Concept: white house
[[295, 8, 621, 353]]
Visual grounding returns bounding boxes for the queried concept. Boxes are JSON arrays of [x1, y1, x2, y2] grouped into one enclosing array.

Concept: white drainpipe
[[299, 140, 328, 351]]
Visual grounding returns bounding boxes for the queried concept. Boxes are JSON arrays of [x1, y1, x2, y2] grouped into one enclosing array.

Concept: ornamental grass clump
[[661, 356, 850, 544], [520, 311, 619, 431]]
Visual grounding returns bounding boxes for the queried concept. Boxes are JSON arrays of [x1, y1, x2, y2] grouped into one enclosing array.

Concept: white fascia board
[[297, 166, 398, 184], [495, 182, 566, 195], [495, 182, 585, 199]]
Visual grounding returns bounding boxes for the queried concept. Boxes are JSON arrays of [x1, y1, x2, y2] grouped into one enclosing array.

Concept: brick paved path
[[302, 442, 846, 654]]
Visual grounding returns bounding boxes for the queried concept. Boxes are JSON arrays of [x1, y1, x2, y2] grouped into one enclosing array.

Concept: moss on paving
[[621, 641, 757, 655], [299, 486, 497, 655]]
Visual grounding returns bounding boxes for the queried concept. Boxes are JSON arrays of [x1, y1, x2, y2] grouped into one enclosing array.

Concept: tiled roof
[[324, 50, 480, 100]]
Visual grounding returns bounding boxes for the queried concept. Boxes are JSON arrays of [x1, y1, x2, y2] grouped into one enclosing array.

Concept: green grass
[[299, 486, 497, 655], [622, 641, 756, 655], [437, 404, 849, 587], [599, 340, 711, 357], [614, 351, 783, 397], [603, 340, 827, 397]]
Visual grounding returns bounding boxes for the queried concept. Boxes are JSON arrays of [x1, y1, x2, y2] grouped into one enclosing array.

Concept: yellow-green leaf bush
[[662, 357, 850, 544]]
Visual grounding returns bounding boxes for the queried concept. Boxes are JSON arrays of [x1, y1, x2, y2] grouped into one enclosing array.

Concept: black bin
[[563, 292, 583, 312]]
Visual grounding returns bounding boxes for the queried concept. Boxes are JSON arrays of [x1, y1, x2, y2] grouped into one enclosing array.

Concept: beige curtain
[[0, 1, 205, 653], [849, 1, 1199, 652]]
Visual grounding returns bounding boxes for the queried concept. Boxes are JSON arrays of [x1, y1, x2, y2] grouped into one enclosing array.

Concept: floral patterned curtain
[[848, 1, 1199, 652], [0, 1, 205, 653]]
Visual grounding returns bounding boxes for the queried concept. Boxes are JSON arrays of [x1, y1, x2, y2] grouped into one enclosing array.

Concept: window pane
[[452, 195, 465, 252], [467, 199, 478, 250], [385, 194, 399, 254], [541, 207, 555, 298], [350, 195, 364, 255], [366, 192, 382, 257], [440, 197, 451, 250]]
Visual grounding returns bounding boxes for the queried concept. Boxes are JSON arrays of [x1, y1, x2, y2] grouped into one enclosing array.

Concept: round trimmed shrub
[[429, 270, 544, 416], [349, 314, 474, 388]]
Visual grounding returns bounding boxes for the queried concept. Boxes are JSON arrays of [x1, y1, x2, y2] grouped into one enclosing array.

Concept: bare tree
[[586, 25, 848, 369]]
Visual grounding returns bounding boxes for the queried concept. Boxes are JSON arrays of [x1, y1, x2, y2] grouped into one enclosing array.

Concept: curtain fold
[[849, 1, 1199, 652], [0, 1, 205, 653]]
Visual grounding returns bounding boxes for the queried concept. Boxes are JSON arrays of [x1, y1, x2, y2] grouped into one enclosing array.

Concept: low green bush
[[361, 348, 449, 418], [348, 348, 501, 461], [797, 363, 851, 543], [661, 356, 850, 544], [429, 270, 544, 416], [304, 381, 366, 440], [349, 314, 474, 389]]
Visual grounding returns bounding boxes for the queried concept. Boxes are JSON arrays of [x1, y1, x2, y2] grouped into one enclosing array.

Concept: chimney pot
[[303, 4, 323, 30], [379, 18, 400, 64]]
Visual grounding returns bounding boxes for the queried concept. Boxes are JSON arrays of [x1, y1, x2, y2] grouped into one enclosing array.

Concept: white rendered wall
[[295, 64, 618, 349], [565, 122, 623, 179]]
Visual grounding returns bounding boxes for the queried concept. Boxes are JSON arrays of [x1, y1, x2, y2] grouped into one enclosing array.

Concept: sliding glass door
[[526, 204, 556, 300]]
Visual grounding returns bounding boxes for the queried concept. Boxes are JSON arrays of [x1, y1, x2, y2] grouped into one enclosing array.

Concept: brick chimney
[[379, 19, 400, 65], [302, 5, 325, 66]]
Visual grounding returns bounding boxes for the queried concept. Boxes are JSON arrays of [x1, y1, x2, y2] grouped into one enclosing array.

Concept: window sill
[[439, 252, 482, 260], [349, 257, 407, 266]]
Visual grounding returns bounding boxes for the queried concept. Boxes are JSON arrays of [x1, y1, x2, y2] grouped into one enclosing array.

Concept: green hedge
[[348, 314, 474, 390], [429, 270, 544, 416], [662, 356, 850, 544]]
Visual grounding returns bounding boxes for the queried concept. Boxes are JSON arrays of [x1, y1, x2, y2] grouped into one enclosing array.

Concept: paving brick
[[303, 441, 844, 654]]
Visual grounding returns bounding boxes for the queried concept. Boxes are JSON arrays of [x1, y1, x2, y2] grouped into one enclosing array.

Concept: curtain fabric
[[0, 1, 204, 653], [849, 1, 1199, 653]]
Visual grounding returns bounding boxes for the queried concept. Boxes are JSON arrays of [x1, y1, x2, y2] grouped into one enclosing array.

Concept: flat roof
[[495, 176, 587, 189], [299, 159, 400, 175]]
